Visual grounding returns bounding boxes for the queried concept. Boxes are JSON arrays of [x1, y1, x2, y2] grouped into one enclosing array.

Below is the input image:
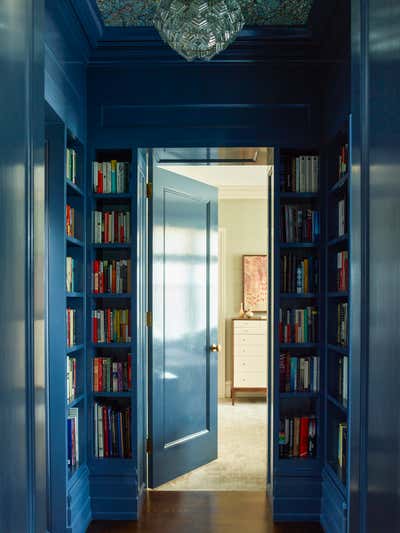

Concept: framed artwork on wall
[[243, 255, 267, 312]]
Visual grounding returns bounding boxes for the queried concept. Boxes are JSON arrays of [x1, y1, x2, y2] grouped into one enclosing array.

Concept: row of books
[[279, 307, 318, 344], [92, 210, 131, 244], [338, 144, 349, 178], [338, 198, 346, 236], [67, 357, 77, 402], [94, 403, 131, 458], [93, 356, 132, 392], [279, 354, 320, 393], [92, 309, 131, 344], [67, 407, 79, 468], [337, 356, 349, 406], [279, 416, 317, 458], [66, 256, 78, 293], [92, 259, 131, 294], [66, 308, 76, 347], [338, 422, 348, 472], [280, 207, 320, 243], [281, 155, 319, 193], [66, 148, 77, 184], [337, 251, 349, 291], [93, 160, 130, 194], [280, 254, 319, 293], [66, 205, 75, 238], [337, 303, 348, 346]]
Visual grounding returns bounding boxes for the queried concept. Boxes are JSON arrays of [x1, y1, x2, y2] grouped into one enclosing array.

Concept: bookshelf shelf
[[66, 236, 84, 248], [67, 291, 84, 298], [91, 342, 132, 349], [327, 394, 348, 414], [280, 242, 319, 249], [327, 234, 348, 247], [327, 344, 348, 355], [67, 179, 84, 196], [280, 343, 319, 349], [92, 193, 131, 199], [67, 394, 85, 409], [66, 343, 84, 354], [92, 392, 131, 398], [327, 291, 349, 299], [280, 392, 320, 399], [91, 293, 131, 299], [329, 173, 349, 194], [280, 293, 318, 299], [91, 243, 131, 249], [280, 192, 319, 199]]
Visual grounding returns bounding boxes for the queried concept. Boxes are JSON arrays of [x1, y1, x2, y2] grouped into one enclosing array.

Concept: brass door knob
[[210, 344, 222, 352]]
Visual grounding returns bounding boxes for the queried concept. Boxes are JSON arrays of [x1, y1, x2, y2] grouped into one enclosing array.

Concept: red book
[[128, 353, 132, 390], [92, 314, 97, 344], [98, 164, 103, 193], [299, 417, 309, 457], [98, 358, 103, 392], [107, 309, 111, 343]]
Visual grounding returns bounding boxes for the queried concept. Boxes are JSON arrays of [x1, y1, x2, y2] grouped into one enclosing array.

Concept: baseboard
[[225, 381, 232, 397]]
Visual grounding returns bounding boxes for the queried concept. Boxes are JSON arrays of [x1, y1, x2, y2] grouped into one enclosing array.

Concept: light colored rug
[[156, 398, 267, 491]]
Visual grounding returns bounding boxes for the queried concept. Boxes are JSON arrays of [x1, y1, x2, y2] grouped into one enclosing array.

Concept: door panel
[[149, 166, 218, 487]]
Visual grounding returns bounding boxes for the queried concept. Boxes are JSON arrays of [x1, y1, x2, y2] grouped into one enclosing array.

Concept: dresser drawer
[[234, 334, 266, 347], [234, 344, 266, 357], [234, 371, 267, 388], [235, 356, 266, 373], [233, 321, 266, 335]]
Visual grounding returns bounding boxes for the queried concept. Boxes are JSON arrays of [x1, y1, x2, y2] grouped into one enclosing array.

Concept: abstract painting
[[243, 255, 267, 312]]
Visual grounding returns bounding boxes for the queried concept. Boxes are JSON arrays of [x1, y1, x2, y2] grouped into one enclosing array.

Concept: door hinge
[[146, 437, 153, 455], [146, 182, 153, 199], [146, 311, 152, 327]]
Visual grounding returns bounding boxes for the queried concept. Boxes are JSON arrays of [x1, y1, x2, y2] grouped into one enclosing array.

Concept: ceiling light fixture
[[153, 0, 245, 61]]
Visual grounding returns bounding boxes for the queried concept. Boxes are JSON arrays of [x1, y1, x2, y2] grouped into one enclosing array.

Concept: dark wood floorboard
[[87, 491, 323, 533]]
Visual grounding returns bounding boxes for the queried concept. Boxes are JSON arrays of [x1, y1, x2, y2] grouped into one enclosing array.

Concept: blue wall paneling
[[0, 1, 46, 532]]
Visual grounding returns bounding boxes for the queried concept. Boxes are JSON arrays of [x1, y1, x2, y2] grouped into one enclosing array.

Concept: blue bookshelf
[[321, 120, 351, 533], [273, 147, 323, 521], [87, 147, 137, 520], [47, 118, 91, 533]]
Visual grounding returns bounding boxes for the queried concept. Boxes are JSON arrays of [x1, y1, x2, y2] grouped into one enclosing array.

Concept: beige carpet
[[156, 398, 267, 491]]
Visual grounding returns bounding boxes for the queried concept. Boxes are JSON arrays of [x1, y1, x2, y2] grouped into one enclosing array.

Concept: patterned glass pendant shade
[[153, 0, 245, 61]]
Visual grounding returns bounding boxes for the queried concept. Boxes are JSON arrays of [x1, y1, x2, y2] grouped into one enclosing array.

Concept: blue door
[[149, 166, 218, 487]]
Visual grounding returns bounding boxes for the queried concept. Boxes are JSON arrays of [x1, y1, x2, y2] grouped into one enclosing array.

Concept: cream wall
[[219, 198, 268, 384]]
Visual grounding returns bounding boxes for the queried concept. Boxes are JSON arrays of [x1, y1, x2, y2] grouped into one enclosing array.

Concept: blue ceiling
[[96, 0, 315, 27]]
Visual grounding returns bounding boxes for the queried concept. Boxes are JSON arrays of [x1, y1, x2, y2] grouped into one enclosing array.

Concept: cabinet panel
[[234, 371, 267, 388], [235, 357, 266, 373]]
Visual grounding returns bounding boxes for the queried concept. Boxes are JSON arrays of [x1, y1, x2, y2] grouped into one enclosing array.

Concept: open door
[[148, 165, 218, 487]]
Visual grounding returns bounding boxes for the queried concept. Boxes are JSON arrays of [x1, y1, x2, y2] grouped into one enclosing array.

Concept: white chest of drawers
[[231, 319, 267, 405]]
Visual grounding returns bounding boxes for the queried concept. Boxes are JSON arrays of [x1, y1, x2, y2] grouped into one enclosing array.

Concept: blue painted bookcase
[[321, 121, 351, 533], [273, 147, 324, 521]]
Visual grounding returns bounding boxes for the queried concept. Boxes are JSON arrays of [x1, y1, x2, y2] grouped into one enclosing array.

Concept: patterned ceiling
[[96, 0, 315, 27]]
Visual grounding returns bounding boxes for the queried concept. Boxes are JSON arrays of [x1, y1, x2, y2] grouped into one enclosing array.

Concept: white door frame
[[218, 227, 226, 398]]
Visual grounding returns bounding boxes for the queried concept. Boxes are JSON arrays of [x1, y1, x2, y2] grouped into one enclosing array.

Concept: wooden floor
[[88, 491, 323, 533]]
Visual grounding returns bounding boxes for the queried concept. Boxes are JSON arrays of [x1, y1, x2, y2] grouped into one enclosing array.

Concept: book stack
[[94, 403, 131, 458], [66, 308, 76, 347], [338, 422, 348, 474], [280, 254, 319, 293], [66, 256, 76, 293], [92, 309, 131, 344], [280, 207, 320, 243], [337, 251, 349, 291], [66, 148, 77, 184], [279, 354, 319, 393], [338, 198, 346, 236], [92, 210, 131, 244], [338, 144, 349, 178], [67, 407, 79, 468], [338, 356, 349, 406], [337, 303, 348, 346], [67, 357, 77, 402], [281, 155, 319, 192], [92, 259, 131, 294], [66, 205, 75, 237], [279, 416, 317, 458], [279, 307, 318, 343], [93, 160, 130, 194], [93, 355, 132, 392]]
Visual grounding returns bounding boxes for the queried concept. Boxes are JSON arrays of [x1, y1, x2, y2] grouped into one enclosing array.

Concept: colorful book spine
[[280, 206, 320, 243], [92, 161, 130, 193], [66, 256, 76, 293], [92, 259, 131, 294], [92, 309, 131, 344], [66, 204, 75, 237], [92, 210, 131, 244], [282, 154, 319, 193], [93, 357, 131, 392], [279, 307, 318, 343], [279, 416, 317, 458], [66, 148, 77, 184], [279, 353, 320, 393], [67, 357, 77, 402], [94, 402, 131, 458], [337, 251, 349, 291], [66, 308, 76, 347], [280, 253, 319, 293], [67, 407, 79, 468]]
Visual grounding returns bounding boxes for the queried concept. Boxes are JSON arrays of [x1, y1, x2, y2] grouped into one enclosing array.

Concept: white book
[[97, 404, 104, 458], [338, 199, 345, 236], [299, 156, 306, 192], [72, 150, 76, 182], [305, 156, 312, 192], [343, 356, 348, 404], [295, 157, 300, 192], [93, 162, 98, 192], [94, 403, 98, 457], [312, 156, 319, 192]]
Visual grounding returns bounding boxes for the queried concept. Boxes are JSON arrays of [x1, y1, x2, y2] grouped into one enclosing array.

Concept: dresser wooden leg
[[231, 389, 235, 405]]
